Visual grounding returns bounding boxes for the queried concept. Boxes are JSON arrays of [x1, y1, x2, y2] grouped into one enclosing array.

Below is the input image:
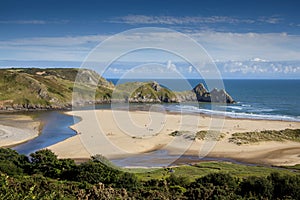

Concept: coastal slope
[[0, 68, 113, 111], [0, 68, 235, 112]]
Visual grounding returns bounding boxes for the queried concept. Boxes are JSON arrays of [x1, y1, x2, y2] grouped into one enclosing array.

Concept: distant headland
[[0, 68, 235, 112]]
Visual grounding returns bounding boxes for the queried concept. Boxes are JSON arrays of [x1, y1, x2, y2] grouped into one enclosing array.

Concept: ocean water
[[108, 79, 300, 122]]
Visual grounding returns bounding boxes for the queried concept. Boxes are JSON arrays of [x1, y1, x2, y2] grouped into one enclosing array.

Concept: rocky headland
[[0, 68, 235, 112]]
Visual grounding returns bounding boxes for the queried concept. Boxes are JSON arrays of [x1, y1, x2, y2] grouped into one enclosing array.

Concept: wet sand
[[0, 114, 40, 147]]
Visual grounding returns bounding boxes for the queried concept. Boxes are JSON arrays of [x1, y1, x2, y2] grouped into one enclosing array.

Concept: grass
[[229, 129, 300, 145], [195, 130, 225, 141], [0, 68, 113, 108], [125, 161, 299, 182], [281, 164, 300, 172], [113, 81, 177, 102], [169, 130, 225, 141]]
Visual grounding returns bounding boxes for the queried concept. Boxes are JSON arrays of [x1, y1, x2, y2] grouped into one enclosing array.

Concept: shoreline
[[0, 114, 41, 147], [48, 109, 300, 167]]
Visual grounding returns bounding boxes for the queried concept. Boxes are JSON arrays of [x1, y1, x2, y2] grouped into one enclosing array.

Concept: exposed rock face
[[210, 88, 235, 103], [124, 82, 235, 104], [192, 83, 235, 103], [193, 83, 211, 102], [175, 83, 235, 103], [150, 81, 161, 91]]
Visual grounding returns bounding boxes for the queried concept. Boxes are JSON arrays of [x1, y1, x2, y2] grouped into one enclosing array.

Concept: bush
[[239, 176, 273, 199]]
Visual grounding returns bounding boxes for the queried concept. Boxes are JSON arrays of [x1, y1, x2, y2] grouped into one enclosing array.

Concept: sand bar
[[48, 109, 300, 166], [0, 115, 40, 147]]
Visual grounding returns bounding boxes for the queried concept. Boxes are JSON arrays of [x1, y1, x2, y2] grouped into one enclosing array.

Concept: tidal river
[[13, 111, 79, 155]]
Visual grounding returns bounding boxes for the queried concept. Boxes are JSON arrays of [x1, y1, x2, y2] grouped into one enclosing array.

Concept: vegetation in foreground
[[0, 148, 300, 199]]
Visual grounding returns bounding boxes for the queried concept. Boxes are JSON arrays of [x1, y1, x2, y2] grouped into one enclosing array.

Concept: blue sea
[[108, 79, 300, 122]]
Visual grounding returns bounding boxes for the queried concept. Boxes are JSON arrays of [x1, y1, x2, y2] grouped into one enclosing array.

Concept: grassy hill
[[0, 68, 235, 111], [113, 81, 178, 103], [0, 68, 114, 110]]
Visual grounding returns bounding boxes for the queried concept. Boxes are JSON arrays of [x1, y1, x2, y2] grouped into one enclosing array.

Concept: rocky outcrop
[[121, 81, 235, 104], [210, 88, 235, 103], [175, 83, 235, 103], [192, 83, 235, 103], [193, 83, 211, 102], [127, 81, 177, 103]]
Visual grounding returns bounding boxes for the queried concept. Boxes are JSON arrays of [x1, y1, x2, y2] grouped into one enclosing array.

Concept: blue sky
[[0, 0, 300, 78]]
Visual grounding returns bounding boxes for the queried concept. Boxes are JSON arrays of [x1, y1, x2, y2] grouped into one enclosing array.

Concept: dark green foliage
[[239, 176, 273, 199], [186, 173, 239, 200], [30, 149, 63, 178], [0, 148, 29, 175], [68, 160, 120, 185], [116, 172, 140, 190], [167, 173, 190, 187], [0, 148, 300, 199], [268, 172, 300, 200], [28, 149, 77, 179]]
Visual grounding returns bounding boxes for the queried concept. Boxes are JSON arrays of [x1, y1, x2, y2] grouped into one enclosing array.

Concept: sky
[[0, 0, 300, 78]]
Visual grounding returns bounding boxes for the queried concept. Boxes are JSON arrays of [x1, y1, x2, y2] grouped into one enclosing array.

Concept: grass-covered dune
[[229, 129, 300, 145]]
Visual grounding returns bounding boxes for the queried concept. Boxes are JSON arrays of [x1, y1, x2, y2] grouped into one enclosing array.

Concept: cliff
[[112, 81, 177, 103], [0, 68, 235, 112], [176, 83, 235, 103], [114, 81, 235, 104]]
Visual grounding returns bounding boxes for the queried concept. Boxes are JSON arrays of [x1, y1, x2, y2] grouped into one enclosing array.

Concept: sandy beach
[[48, 109, 300, 166], [0, 115, 40, 147]]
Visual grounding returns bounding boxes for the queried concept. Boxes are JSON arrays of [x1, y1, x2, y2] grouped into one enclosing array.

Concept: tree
[[239, 176, 273, 199], [268, 172, 300, 199], [0, 148, 29, 175], [69, 160, 120, 185], [29, 149, 61, 178], [116, 172, 140, 190]]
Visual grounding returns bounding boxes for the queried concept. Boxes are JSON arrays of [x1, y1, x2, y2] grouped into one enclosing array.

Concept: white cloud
[[219, 60, 300, 77], [188, 65, 193, 73], [107, 15, 256, 25], [189, 32, 300, 61], [250, 58, 268, 62], [166, 60, 177, 71], [0, 30, 300, 63], [0, 20, 69, 25], [258, 16, 282, 24]]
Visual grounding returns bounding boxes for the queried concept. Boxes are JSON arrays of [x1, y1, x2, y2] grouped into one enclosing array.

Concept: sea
[[108, 79, 300, 122]]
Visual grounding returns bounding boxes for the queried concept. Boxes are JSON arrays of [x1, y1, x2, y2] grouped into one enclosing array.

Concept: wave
[[220, 105, 243, 110], [166, 105, 300, 122]]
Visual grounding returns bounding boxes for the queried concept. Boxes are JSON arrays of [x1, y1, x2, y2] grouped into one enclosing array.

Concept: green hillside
[[0, 68, 113, 110], [113, 81, 178, 103], [0, 68, 235, 111]]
